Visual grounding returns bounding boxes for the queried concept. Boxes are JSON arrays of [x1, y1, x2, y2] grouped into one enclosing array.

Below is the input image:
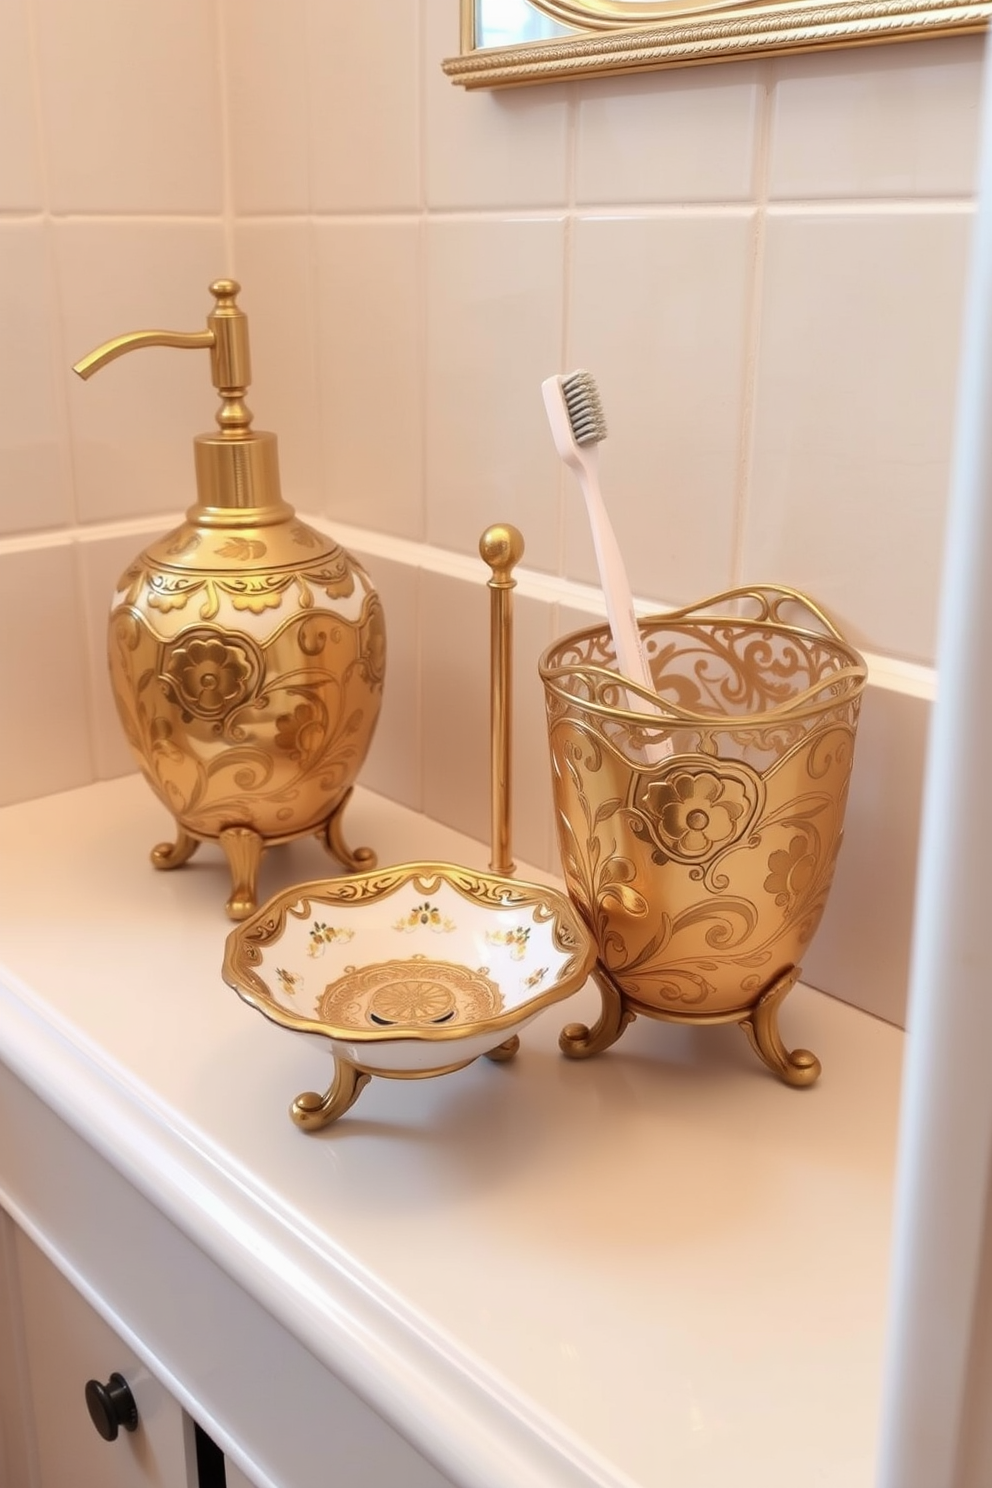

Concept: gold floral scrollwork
[[224, 574, 289, 613], [216, 536, 267, 562], [274, 701, 325, 764], [359, 597, 387, 687], [159, 628, 263, 722], [764, 834, 818, 909], [308, 554, 358, 603], [118, 551, 368, 622], [291, 524, 322, 549], [166, 528, 201, 558], [634, 761, 763, 864], [146, 572, 206, 614]]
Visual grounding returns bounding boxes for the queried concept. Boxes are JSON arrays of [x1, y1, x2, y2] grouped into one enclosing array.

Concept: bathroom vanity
[[0, 776, 903, 1488]]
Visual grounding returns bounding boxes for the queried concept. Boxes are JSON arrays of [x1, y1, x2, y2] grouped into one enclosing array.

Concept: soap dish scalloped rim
[[222, 861, 597, 1127]]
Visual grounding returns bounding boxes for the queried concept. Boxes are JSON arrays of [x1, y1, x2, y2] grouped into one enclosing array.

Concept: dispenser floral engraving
[[75, 280, 385, 921], [161, 631, 261, 721]]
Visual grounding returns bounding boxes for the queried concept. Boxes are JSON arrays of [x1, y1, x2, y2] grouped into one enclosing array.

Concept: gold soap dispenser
[[74, 279, 385, 920]]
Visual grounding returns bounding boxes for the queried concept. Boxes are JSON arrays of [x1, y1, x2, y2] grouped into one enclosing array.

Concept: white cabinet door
[[11, 1223, 194, 1488]]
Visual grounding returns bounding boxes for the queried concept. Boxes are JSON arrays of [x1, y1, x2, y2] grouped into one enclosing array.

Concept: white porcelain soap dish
[[222, 862, 595, 1129]]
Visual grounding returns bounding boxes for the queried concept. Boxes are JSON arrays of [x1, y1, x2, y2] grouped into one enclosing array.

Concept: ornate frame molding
[[443, 0, 990, 87]]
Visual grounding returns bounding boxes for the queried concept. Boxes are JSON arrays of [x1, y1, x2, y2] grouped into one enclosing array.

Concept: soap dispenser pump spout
[[73, 279, 289, 521]]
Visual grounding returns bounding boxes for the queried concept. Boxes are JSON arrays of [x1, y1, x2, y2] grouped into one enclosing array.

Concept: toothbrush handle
[[578, 460, 653, 694]]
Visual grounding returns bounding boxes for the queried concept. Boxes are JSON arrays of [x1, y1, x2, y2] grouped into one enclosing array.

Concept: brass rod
[[479, 524, 524, 877]]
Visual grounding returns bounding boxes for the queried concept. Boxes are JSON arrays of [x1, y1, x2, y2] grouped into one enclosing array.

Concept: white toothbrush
[[542, 369, 660, 703], [543, 370, 674, 764]]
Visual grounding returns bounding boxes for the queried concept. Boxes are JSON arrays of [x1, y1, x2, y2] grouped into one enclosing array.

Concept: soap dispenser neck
[[192, 426, 288, 526], [73, 278, 294, 527]]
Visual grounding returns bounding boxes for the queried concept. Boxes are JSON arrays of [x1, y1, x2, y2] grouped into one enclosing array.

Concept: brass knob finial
[[480, 524, 525, 587]]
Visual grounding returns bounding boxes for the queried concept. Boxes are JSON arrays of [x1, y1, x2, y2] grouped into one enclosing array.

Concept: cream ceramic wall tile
[[421, 568, 489, 846], [0, 223, 72, 536], [425, 218, 565, 571], [224, 0, 309, 215], [566, 212, 753, 606], [515, 592, 557, 873], [422, 571, 554, 872], [56, 221, 228, 524], [0, 0, 42, 210], [348, 549, 421, 813], [75, 532, 139, 781], [803, 684, 929, 1029], [35, 0, 223, 214], [0, 544, 94, 806], [306, 0, 419, 212], [233, 222, 321, 512], [313, 221, 423, 538], [575, 66, 761, 205], [423, 2, 570, 209], [746, 208, 970, 662], [769, 37, 984, 200]]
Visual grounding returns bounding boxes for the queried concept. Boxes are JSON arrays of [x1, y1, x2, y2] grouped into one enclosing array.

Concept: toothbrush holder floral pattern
[[539, 586, 867, 1087]]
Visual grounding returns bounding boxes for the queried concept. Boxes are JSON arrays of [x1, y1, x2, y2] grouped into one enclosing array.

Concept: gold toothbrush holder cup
[[539, 586, 867, 1086]]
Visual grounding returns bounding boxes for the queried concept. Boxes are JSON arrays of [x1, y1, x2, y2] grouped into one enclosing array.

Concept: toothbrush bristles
[[561, 370, 607, 447]]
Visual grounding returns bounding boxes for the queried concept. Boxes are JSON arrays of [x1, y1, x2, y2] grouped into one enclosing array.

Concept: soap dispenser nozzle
[[72, 279, 287, 521]]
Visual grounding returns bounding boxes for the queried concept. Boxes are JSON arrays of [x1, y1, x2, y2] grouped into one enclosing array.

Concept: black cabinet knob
[[84, 1372, 139, 1441]]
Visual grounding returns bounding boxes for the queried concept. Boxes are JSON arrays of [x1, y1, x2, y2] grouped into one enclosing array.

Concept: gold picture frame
[[443, 0, 990, 88]]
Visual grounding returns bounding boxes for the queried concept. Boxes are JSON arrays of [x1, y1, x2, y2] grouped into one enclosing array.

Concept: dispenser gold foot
[[485, 1035, 520, 1063], [559, 964, 637, 1059], [291, 1062, 372, 1130], [321, 788, 376, 873], [219, 826, 265, 922], [740, 966, 821, 1087], [150, 828, 200, 871]]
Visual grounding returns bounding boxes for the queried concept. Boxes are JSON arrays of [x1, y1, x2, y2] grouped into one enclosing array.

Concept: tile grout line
[[302, 0, 316, 223], [23, 0, 101, 786], [417, 0, 428, 814], [730, 62, 774, 590], [21, 196, 971, 231], [213, 0, 237, 275], [557, 81, 580, 580], [219, 196, 976, 226]]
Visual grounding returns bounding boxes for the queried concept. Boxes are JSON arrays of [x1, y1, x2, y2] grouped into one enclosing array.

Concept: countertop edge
[[0, 966, 638, 1488]]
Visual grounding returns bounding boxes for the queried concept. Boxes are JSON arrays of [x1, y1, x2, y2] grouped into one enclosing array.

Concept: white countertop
[[0, 776, 903, 1488]]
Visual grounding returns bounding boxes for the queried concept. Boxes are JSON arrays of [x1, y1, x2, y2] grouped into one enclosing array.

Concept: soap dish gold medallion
[[318, 958, 504, 1030]]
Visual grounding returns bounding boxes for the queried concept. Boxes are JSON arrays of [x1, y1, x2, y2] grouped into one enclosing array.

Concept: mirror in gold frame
[[443, 0, 990, 88]]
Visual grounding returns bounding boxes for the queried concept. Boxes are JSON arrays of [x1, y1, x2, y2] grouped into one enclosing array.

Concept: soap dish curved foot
[[484, 1035, 520, 1063], [740, 966, 821, 1087], [321, 788, 376, 873], [291, 1061, 372, 1130]]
